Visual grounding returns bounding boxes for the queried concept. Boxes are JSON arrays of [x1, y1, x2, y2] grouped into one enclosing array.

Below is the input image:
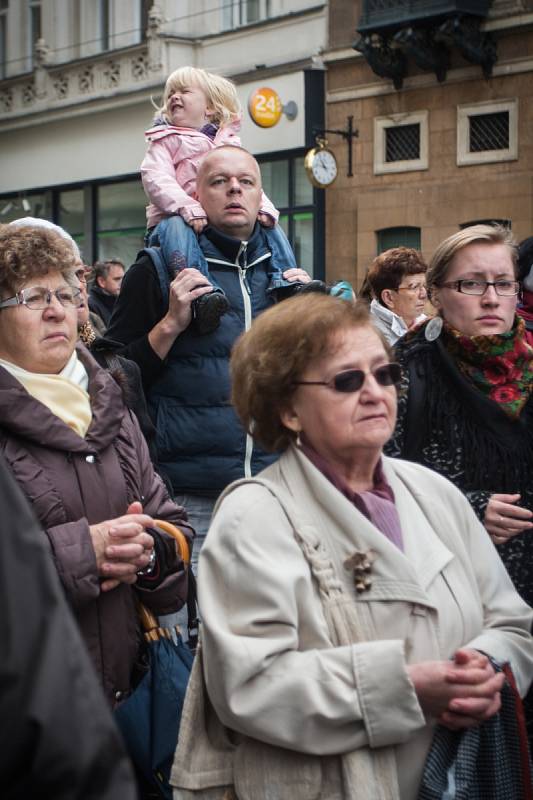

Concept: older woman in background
[[172, 294, 533, 800], [367, 246, 428, 344], [0, 223, 192, 705]]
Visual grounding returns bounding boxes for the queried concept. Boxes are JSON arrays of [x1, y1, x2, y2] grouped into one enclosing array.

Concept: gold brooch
[[344, 549, 376, 593]]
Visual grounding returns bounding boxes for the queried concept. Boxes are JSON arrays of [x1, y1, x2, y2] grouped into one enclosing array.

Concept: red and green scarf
[[443, 316, 533, 419]]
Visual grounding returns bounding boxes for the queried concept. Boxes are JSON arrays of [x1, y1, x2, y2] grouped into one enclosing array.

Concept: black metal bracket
[[313, 115, 359, 177]]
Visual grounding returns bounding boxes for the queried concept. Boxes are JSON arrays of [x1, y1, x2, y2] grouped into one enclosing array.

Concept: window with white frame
[[457, 99, 518, 166], [374, 111, 428, 175], [99, 0, 110, 51], [28, 0, 41, 66], [222, 0, 271, 30], [0, 0, 7, 80]]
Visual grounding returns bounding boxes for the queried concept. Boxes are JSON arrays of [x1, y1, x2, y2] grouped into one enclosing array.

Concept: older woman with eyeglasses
[[171, 294, 533, 800], [366, 246, 428, 345], [0, 222, 192, 706]]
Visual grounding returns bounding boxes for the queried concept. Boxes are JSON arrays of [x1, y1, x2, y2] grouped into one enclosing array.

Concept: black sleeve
[[106, 254, 167, 387], [0, 456, 138, 800]]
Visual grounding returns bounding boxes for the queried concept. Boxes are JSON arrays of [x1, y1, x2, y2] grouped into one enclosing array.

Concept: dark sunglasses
[[294, 362, 402, 393]]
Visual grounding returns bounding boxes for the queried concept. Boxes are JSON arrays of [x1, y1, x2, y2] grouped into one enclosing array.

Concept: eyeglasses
[[439, 279, 520, 297], [0, 286, 82, 311], [394, 283, 427, 294], [74, 267, 91, 283], [294, 363, 402, 393]]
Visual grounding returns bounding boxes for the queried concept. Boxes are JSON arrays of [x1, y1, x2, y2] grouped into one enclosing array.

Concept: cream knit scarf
[[0, 351, 92, 437]]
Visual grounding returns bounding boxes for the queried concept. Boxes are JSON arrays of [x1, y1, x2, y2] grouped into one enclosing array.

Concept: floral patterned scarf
[[443, 315, 533, 419]]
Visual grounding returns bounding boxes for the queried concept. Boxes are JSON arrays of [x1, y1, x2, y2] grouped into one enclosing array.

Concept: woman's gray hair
[[9, 217, 81, 260], [427, 224, 518, 294]]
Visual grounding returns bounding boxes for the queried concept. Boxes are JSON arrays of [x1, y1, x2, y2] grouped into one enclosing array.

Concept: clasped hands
[[408, 648, 504, 730], [89, 501, 155, 593]]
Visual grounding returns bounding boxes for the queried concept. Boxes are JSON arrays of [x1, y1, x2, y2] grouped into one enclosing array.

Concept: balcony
[[355, 0, 496, 89], [358, 0, 493, 35]]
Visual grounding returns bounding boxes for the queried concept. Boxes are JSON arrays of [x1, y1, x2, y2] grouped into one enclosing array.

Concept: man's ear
[[380, 288, 396, 311], [96, 276, 105, 290]]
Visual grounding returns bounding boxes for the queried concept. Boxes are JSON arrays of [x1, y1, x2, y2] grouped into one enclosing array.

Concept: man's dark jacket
[[88, 283, 117, 327], [107, 224, 281, 495]]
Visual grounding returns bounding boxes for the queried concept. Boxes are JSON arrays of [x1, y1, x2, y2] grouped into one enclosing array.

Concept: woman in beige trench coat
[[172, 295, 533, 800]]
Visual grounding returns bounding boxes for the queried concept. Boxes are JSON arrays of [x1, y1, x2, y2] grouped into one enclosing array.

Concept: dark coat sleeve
[[0, 455, 138, 800], [106, 256, 167, 388]]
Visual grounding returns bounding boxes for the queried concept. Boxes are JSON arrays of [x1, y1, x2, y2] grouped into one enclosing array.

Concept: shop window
[[374, 111, 428, 175], [377, 226, 421, 254], [58, 189, 85, 256], [457, 99, 517, 166], [0, 192, 50, 222], [258, 153, 315, 276], [261, 159, 289, 209], [97, 180, 146, 264]]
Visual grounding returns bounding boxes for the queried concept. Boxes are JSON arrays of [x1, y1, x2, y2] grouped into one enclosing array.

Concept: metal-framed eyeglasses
[[439, 279, 520, 297], [74, 266, 91, 284], [0, 285, 82, 311], [294, 363, 402, 394], [393, 282, 427, 295]]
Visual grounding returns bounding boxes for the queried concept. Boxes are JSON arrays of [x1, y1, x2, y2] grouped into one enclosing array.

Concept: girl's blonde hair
[[158, 66, 241, 128]]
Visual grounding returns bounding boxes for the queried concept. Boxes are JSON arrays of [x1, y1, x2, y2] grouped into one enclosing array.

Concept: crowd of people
[[2, 64, 533, 800]]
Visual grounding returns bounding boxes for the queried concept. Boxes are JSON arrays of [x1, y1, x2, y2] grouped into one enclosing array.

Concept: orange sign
[[248, 87, 283, 128]]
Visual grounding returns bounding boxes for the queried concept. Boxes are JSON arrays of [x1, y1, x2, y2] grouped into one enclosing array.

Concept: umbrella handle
[[154, 519, 190, 565]]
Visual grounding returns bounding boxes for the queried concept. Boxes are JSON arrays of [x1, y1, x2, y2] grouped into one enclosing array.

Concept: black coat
[[88, 284, 117, 327], [0, 453, 138, 799]]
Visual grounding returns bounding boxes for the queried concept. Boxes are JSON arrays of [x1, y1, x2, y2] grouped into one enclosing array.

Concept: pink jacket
[[141, 120, 278, 228]]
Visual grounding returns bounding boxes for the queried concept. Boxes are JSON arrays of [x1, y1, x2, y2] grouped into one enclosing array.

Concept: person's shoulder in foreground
[[0, 454, 137, 799]]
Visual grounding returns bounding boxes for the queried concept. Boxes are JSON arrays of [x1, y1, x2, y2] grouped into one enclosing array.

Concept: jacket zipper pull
[[240, 266, 251, 296]]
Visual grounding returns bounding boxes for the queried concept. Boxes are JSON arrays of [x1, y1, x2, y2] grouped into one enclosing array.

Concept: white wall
[[0, 68, 307, 193], [0, 100, 149, 192]]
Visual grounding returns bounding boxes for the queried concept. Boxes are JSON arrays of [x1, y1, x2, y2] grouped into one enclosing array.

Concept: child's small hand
[[258, 212, 275, 228], [188, 218, 208, 235]]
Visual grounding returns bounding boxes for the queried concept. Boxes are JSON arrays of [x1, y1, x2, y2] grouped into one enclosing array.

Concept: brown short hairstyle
[[428, 224, 518, 294], [92, 259, 125, 281], [0, 224, 78, 297], [231, 294, 391, 453], [367, 247, 428, 305]]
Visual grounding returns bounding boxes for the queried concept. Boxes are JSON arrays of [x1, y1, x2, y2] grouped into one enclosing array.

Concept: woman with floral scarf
[[386, 224, 533, 739]]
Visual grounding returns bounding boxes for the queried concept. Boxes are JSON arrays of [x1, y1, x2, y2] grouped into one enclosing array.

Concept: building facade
[[0, 0, 327, 275], [323, 0, 533, 287]]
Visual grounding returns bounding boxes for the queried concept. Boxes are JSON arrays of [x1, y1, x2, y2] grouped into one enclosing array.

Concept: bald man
[[107, 147, 310, 567]]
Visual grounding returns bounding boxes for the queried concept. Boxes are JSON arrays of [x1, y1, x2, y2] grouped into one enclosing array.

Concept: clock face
[[310, 149, 338, 187]]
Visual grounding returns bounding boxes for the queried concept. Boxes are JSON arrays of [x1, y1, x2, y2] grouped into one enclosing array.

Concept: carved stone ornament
[[0, 88, 13, 112], [22, 82, 37, 106], [344, 549, 377, 593], [53, 74, 69, 100], [131, 53, 149, 81], [103, 60, 120, 89], [78, 66, 94, 94]]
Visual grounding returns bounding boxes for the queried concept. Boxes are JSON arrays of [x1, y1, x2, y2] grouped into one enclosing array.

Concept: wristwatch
[[137, 548, 156, 576]]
